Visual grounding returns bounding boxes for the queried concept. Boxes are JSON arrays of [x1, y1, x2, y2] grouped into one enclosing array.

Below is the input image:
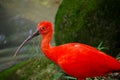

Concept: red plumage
[[38, 21, 120, 80], [14, 21, 120, 80]]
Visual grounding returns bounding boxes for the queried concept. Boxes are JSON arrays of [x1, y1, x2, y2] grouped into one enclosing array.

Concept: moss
[[0, 60, 31, 80], [55, 0, 120, 56], [0, 57, 61, 80]]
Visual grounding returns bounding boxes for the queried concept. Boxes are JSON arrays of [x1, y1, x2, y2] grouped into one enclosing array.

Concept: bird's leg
[[77, 78, 85, 80]]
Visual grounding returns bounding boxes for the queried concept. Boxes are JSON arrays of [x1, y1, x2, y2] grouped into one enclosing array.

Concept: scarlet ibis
[[14, 21, 120, 80]]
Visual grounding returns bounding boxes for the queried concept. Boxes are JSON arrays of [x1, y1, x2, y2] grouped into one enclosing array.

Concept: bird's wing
[[53, 43, 120, 77]]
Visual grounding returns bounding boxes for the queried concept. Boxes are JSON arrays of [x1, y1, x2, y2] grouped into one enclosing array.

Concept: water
[[0, 0, 61, 71]]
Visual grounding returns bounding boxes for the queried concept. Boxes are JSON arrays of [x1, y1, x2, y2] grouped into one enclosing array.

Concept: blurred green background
[[0, 0, 59, 71]]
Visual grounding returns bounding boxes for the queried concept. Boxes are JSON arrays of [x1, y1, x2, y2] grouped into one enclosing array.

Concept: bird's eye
[[41, 27, 45, 31]]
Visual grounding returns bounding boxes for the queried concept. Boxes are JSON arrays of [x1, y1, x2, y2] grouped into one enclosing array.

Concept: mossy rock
[[54, 0, 120, 57], [0, 57, 61, 80]]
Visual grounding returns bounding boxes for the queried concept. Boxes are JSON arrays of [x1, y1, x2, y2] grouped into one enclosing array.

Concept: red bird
[[14, 21, 120, 80]]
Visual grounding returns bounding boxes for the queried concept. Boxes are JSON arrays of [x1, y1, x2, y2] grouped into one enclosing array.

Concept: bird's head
[[13, 21, 52, 58], [37, 21, 53, 35]]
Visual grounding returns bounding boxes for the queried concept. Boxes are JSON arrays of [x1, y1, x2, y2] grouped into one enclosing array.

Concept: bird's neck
[[40, 32, 52, 54], [40, 32, 59, 63]]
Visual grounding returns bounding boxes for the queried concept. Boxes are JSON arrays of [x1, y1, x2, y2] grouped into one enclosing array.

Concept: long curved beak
[[13, 29, 39, 58]]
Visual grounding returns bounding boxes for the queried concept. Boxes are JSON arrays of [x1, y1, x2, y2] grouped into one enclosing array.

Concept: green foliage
[[0, 60, 31, 80], [0, 57, 56, 80], [0, 56, 77, 80], [53, 72, 63, 80], [55, 0, 120, 56], [96, 41, 108, 50], [64, 76, 77, 80]]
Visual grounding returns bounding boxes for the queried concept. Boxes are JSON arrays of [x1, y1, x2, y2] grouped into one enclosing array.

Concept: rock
[[55, 0, 120, 56]]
